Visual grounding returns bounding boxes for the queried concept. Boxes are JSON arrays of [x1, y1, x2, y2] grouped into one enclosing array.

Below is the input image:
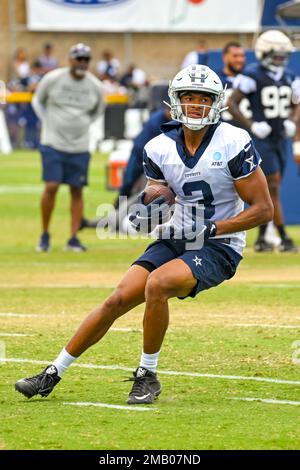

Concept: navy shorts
[[252, 137, 290, 176], [133, 238, 242, 299], [40, 145, 91, 187]]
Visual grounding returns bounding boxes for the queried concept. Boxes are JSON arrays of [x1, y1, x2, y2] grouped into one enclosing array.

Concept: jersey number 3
[[182, 180, 215, 219]]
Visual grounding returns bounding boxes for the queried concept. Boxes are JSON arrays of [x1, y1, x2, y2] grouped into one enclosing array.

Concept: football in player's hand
[[143, 185, 175, 206]]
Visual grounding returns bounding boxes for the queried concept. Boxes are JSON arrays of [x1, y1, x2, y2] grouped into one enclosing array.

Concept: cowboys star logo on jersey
[[245, 155, 256, 171]]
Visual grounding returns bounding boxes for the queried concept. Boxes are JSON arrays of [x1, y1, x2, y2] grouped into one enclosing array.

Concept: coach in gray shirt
[[33, 43, 104, 252]]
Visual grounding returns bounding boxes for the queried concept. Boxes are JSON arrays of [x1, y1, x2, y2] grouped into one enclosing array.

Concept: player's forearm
[[227, 97, 252, 130], [289, 103, 300, 125], [32, 95, 46, 121], [90, 101, 105, 122], [292, 126, 300, 164], [215, 202, 273, 235]]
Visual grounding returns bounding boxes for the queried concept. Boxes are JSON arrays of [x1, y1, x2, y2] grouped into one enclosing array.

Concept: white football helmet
[[168, 65, 225, 131], [255, 30, 295, 72]]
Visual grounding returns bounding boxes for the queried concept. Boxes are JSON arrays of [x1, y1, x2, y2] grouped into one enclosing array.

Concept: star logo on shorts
[[245, 155, 256, 171], [193, 256, 202, 266]]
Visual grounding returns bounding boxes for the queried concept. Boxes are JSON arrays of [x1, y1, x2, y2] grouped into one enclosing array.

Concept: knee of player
[[145, 273, 170, 302], [103, 289, 126, 315], [70, 186, 83, 198], [265, 201, 274, 222], [44, 183, 59, 197]]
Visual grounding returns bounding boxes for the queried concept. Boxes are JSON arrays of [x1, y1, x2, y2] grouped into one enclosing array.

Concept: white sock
[[52, 348, 77, 377], [139, 351, 160, 373]]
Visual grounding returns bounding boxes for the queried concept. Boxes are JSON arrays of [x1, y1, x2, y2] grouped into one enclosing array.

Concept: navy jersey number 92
[[235, 63, 295, 139]]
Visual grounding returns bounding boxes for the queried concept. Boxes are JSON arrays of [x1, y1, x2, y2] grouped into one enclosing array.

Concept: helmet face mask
[[255, 30, 294, 73], [260, 50, 290, 73], [168, 65, 225, 130]]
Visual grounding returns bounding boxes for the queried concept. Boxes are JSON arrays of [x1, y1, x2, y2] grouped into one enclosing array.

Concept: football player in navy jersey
[[228, 30, 300, 252], [15, 65, 273, 405], [218, 42, 250, 128]]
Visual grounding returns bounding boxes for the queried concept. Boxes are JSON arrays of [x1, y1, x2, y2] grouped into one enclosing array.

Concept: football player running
[[15, 65, 273, 405], [229, 30, 300, 252]]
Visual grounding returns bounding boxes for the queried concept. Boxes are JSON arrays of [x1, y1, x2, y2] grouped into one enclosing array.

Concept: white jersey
[[143, 121, 261, 255]]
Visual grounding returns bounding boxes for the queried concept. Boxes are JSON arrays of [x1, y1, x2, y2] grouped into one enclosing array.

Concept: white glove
[[283, 119, 297, 138], [293, 141, 300, 164], [250, 121, 272, 139]]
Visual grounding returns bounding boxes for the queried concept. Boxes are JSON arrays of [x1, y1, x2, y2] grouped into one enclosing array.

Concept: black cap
[[69, 43, 91, 60]]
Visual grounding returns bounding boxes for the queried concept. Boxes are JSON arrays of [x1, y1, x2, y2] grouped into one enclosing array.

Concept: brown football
[[143, 184, 175, 206]]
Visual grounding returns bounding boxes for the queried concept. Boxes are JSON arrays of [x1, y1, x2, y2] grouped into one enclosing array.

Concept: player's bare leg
[[41, 182, 60, 233], [266, 173, 283, 226], [127, 259, 196, 404], [15, 265, 150, 398], [70, 186, 83, 236], [255, 172, 284, 252], [66, 265, 149, 356], [143, 259, 196, 353], [36, 182, 59, 252], [266, 172, 297, 252], [65, 186, 88, 251]]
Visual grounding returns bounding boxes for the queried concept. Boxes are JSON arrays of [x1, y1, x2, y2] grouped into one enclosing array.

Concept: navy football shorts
[[252, 137, 290, 176], [40, 145, 91, 187], [133, 238, 242, 299]]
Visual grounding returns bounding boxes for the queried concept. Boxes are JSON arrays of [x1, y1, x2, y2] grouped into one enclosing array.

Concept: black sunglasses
[[74, 57, 90, 62]]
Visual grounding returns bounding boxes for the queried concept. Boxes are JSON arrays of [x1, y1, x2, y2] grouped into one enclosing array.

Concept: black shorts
[[133, 238, 242, 299], [40, 145, 91, 187]]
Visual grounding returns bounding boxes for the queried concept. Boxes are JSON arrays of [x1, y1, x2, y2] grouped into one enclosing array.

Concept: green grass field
[[0, 150, 300, 450]]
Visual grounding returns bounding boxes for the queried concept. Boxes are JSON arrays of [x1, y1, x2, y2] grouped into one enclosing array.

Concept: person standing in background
[[38, 43, 59, 76], [218, 42, 250, 128], [13, 48, 31, 89], [181, 40, 209, 68], [32, 43, 104, 252], [96, 50, 120, 81]]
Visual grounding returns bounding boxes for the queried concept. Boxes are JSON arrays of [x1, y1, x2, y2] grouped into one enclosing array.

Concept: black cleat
[[15, 365, 61, 398], [64, 236, 87, 252], [254, 238, 274, 252], [278, 238, 298, 253], [78, 218, 99, 231], [126, 367, 161, 405]]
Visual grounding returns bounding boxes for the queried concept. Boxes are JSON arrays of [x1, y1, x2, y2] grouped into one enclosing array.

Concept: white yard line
[[0, 314, 141, 331], [228, 397, 300, 406], [0, 284, 115, 289], [63, 402, 155, 412], [0, 333, 33, 337], [2, 357, 300, 385], [1, 282, 296, 290], [0, 313, 44, 318], [0, 185, 44, 194], [110, 327, 142, 332], [234, 323, 300, 329], [0, 185, 68, 194], [250, 284, 300, 289]]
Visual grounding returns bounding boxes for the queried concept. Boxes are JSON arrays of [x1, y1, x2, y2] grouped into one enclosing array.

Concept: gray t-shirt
[[32, 67, 104, 153]]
